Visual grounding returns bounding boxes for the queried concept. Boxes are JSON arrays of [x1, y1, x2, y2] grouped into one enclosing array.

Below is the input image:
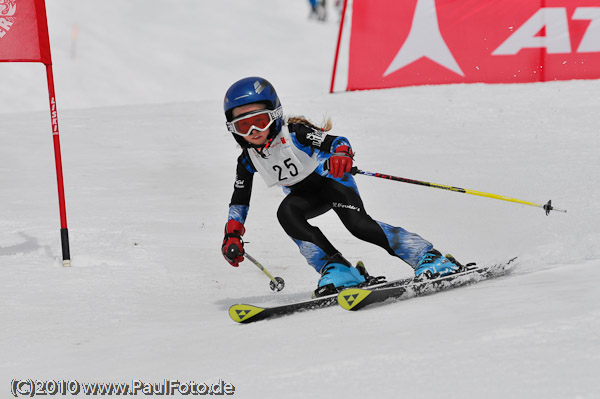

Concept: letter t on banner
[[0, 0, 71, 266]]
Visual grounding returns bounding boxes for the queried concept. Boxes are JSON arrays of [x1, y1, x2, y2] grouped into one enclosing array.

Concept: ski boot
[[415, 249, 462, 280], [313, 253, 367, 298]]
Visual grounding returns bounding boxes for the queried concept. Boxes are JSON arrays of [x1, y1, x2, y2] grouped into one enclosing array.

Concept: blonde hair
[[286, 116, 332, 132]]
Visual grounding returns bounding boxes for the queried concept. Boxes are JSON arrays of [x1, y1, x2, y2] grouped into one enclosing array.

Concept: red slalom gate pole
[[45, 64, 71, 266], [329, 0, 349, 93]]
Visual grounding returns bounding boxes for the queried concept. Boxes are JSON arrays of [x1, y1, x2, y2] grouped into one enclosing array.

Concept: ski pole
[[227, 245, 285, 291], [245, 252, 286, 292], [350, 167, 567, 215]]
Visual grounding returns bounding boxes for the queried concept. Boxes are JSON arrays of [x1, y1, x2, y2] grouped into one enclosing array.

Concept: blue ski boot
[[415, 249, 461, 279], [314, 253, 367, 297]]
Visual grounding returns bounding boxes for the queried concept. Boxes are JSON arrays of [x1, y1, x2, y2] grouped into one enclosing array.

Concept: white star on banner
[[384, 0, 464, 77]]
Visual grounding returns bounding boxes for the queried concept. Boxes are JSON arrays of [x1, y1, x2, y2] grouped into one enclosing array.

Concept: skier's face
[[232, 103, 270, 146]]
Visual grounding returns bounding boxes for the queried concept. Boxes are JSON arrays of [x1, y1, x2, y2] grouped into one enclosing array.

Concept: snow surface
[[1, 1, 599, 398]]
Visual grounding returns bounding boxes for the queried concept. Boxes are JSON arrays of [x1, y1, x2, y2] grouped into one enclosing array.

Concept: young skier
[[307, 0, 327, 21], [221, 77, 462, 296]]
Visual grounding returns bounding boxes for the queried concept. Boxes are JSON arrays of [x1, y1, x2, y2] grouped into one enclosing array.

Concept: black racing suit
[[227, 122, 432, 273]]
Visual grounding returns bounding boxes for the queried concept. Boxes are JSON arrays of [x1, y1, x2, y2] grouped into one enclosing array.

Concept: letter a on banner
[[0, 0, 71, 266]]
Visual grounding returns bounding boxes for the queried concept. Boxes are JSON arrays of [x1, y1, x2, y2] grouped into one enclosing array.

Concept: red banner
[[347, 0, 600, 90], [0, 0, 51, 63]]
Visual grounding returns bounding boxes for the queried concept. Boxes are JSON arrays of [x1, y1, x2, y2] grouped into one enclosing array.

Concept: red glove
[[328, 145, 354, 178], [222, 219, 245, 267]]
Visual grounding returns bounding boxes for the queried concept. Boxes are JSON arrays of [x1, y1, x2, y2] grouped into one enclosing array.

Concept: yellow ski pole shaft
[[226, 244, 286, 291], [245, 252, 286, 292], [351, 167, 567, 215], [244, 252, 277, 282]]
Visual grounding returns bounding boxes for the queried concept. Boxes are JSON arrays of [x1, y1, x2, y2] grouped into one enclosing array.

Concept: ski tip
[[229, 304, 265, 323], [337, 288, 371, 311]]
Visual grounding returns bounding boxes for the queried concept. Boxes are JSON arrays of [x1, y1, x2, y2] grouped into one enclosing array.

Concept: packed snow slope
[[1, 1, 599, 398]]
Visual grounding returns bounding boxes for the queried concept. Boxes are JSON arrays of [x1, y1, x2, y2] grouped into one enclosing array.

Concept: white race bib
[[248, 126, 319, 187]]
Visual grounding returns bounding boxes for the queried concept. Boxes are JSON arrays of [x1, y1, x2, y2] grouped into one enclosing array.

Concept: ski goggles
[[226, 107, 283, 137]]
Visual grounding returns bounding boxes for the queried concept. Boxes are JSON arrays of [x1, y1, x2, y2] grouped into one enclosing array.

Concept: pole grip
[[228, 243, 243, 257]]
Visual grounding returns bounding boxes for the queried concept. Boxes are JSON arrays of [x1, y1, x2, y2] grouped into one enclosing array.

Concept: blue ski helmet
[[224, 77, 283, 148]]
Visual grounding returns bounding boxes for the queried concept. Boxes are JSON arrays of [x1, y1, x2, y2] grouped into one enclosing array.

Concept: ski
[[229, 271, 392, 323], [337, 257, 518, 311], [229, 294, 339, 323], [229, 258, 516, 322], [229, 261, 390, 323], [229, 274, 423, 323]]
